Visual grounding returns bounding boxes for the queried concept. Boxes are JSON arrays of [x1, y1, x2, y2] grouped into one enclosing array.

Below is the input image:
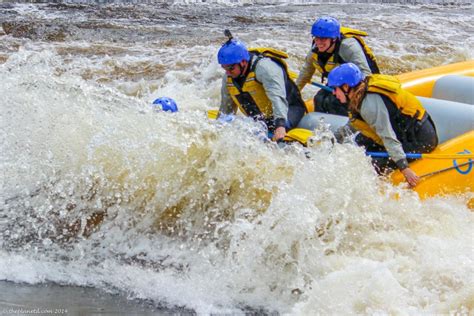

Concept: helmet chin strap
[[319, 38, 337, 53], [237, 61, 249, 78], [342, 86, 351, 105], [235, 63, 244, 78]]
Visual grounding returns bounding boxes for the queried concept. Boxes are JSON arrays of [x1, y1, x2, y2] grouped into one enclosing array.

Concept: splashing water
[[1, 1, 473, 314]]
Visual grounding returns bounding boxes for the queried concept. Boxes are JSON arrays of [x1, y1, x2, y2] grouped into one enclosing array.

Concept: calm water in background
[[1, 1, 473, 314]]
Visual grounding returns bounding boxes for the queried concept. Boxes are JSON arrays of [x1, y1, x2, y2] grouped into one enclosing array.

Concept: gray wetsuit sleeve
[[254, 57, 289, 126], [360, 94, 407, 165], [219, 74, 237, 115], [339, 37, 372, 76], [296, 49, 317, 91]]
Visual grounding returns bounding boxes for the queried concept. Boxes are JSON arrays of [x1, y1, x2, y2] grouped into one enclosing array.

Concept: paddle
[[419, 160, 473, 178], [288, 70, 334, 93], [282, 128, 313, 145], [207, 109, 313, 145], [207, 109, 219, 120], [367, 151, 474, 160]]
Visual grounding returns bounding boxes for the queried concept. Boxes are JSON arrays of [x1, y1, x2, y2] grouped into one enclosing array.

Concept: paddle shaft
[[367, 151, 474, 160], [288, 70, 333, 93], [419, 160, 473, 178], [310, 81, 334, 93]]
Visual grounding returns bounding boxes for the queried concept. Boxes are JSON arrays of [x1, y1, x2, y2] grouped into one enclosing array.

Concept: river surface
[[1, 0, 473, 314]]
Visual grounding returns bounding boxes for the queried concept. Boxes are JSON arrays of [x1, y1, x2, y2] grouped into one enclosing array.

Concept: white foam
[[1, 3, 473, 314]]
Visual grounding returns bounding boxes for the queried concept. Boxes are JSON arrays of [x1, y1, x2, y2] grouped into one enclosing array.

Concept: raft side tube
[[432, 75, 474, 105], [296, 112, 348, 132], [419, 97, 474, 144], [298, 97, 472, 145], [397, 60, 474, 97]]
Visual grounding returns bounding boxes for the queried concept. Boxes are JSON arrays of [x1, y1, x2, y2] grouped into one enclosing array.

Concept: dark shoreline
[[0, 280, 195, 315]]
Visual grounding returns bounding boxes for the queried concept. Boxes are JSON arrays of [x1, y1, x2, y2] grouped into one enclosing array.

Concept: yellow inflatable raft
[[210, 60, 474, 203], [391, 130, 473, 199], [397, 60, 474, 97], [391, 61, 474, 201]]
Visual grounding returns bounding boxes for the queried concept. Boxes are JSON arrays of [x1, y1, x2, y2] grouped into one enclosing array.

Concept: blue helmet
[[152, 97, 178, 112], [217, 39, 250, 65], [311, 16, 341, 39], [327, 63, 365, 88]]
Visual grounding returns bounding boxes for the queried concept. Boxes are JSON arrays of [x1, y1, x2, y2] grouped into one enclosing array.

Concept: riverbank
[[0, 281, 191, 315]]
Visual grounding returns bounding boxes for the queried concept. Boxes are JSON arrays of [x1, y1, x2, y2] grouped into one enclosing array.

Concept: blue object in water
[[152, 97, 178, 112], [217, 113, 235, 123]]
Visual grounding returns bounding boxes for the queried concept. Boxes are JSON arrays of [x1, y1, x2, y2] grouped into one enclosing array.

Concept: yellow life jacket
[[350, 74, 427, 146], [226, 47, 305, 128], [226, 66, 273, 119], [311, 27, 380, 81]]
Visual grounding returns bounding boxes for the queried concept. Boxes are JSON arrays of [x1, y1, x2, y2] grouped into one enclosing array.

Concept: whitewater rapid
[[1, 1, 473, 314]]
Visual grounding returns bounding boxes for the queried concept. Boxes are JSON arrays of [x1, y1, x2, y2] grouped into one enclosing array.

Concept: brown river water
[[1, 1, 473, 314]]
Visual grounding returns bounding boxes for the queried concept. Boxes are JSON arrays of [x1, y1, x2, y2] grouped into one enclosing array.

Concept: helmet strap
[[238, 60, 250, 78], [328, 39, 337, 52], [342, 85, 351, 104]]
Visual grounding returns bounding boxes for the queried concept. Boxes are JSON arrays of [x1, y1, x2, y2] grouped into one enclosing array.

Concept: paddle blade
[[208, 109, 219, 119], [284, 128, 314, 145]]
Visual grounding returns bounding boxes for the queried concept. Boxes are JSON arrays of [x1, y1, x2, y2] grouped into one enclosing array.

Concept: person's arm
[[255, 58, 289, 140], [295, 49, 317, 91], [360, 94, 406, 163], [218, 74, 237, 116], [360, 94, 419, 186], [339, 38, 372, 76]]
